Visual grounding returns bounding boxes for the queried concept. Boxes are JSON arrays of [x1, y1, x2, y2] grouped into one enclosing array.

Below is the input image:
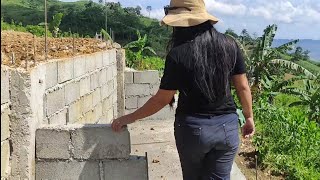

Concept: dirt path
[[128, 119, 246, 180]]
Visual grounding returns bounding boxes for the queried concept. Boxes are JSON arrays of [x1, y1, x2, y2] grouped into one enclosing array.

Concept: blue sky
[[62, 0, 320, 40]]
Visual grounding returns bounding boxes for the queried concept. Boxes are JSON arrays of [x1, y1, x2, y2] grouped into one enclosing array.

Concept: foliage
[[140, 56, 165, 73], [296, 60, 320, 74], [291, 46, 310, 62], [49, 12, 63, 37], [100, 28, 112, 41], [1, 18, 51, 36], [253, 97, 320, 179]]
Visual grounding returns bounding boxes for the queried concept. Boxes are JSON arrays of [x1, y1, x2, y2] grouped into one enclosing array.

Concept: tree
[[146, 6, 152, 17], [49, 13, 63, 37], [225, 28, 238, 38], [124, 30, 156, 69]]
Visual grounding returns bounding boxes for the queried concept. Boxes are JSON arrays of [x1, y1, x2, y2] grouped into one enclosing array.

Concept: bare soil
[[1, 31, 113, 68]]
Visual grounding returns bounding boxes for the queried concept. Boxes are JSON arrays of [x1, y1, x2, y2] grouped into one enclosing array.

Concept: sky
[[62, 0, 320, 40]]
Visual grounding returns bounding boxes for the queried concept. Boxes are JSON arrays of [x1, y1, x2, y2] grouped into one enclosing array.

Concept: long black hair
[[168, 21, 238, 102]]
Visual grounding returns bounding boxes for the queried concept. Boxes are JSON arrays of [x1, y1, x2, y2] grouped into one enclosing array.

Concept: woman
[[112, 0, 255, 179]]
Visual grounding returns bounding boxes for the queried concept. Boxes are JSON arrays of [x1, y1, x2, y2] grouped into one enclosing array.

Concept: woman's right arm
[[232, 74, 255, 138]]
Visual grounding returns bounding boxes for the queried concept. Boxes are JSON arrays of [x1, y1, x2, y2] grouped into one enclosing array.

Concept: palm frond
[[289, 101, 309, 107], [143, 46, 157, 55], [271, 59, 316, 79]]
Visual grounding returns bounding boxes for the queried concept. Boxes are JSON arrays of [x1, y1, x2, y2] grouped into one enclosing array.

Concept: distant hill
[[273, 39, 320, 62]]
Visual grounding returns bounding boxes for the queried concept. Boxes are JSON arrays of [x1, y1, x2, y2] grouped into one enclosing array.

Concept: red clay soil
[[1, 31, 113, 68]]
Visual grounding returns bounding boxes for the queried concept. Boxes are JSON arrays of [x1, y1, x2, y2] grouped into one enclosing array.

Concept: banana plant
[[124, 30, 156, 69]]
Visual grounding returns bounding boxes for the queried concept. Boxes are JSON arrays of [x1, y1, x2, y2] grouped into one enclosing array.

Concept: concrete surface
[[129, 119, 246, 180]]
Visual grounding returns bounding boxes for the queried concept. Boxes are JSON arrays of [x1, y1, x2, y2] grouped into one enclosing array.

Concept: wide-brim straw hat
[[161, 0, 219, 27]]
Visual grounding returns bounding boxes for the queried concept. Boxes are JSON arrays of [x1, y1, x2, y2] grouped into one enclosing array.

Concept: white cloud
[[141, 8, 164, 20], [205, 0, 247, 16]]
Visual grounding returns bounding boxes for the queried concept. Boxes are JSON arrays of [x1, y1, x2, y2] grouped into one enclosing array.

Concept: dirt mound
[[1, 31, 116, 69]]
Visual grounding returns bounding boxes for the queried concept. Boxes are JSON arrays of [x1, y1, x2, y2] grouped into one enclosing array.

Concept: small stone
[[150, 128, 155, 130], [112, 42, 121, 49], [152, 159, 160, 163]]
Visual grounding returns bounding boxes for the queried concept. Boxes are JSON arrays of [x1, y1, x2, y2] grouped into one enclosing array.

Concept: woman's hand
[[111, 116, 134, 132], [242, 117, 255, 138]]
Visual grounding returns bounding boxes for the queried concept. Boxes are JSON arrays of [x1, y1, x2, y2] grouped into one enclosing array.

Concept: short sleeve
[[232, 48, 246, 75], [159, 54, 179, 90]]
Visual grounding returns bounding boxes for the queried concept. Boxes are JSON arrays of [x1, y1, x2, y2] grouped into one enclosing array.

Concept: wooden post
[[44, 0, 48, 60], [33, 34, 36, 65]]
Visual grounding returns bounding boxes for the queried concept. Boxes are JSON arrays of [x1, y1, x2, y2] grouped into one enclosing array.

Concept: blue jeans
[[174, 113, 239, 180]]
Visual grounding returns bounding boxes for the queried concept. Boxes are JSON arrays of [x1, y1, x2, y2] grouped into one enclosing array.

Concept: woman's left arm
[[111, 89, 176, 132]]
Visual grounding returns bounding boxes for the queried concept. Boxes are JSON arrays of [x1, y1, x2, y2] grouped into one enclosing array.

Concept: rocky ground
[[1, 31, 116, 69]]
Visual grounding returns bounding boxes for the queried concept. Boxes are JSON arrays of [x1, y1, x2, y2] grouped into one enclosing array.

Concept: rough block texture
[[65, 81, 80, 105], [1, 107, 10, 141], [126, 97, 138, 109], [85, 54, 96, 73], [36, 128, 70, 159], [83, 93, 93, 114], [150, 83, 160, 95], [80, 76, 91, 96], [68, 99, 84, 123], [90, 72, 99, 91], [102, 51, 110, 67], [95, 52, 103, 69], [1, 67, 10, 105], [1, 141, 10, 178], [101, 83, 109, 100], [116, 49, 126, 117], [73, 56, 86, 78], [36, 161, 100, 180], [99, 68, 107, 87], [93, 103, 103, 123], [58, 59, 74, 83], [48, 109, 67, 125], [46, 87, 65, 116], [134, 71, 159, 84], [103, 156, 148, 180], [45, 61, 58, 89], [137, 96, 151, 108], [124, 71, 133, 84], [92, 88, 101, 107], [71, 125, 130, 160], [125, 84, 150, 96]]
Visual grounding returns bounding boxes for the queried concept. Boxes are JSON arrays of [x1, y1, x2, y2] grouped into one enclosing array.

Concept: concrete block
[[112, 64, 117, 78], [36, 128, 70, 159], [83, 93, 93, 114], [45, 61, 58, 89], [112, 92, 117, 104], [36, 161, 100, 180], [80, 76, 91, 96], [46, 87, 65, 116], [103, 156, 148, 180], [68, 99, 84, 124], [134, 71, 159, 84], [73, 56, 86, 78], [92, 88, 101, 107], [65, 81, 80, 105], [85, 54, 96, 72], [137, 96, 152, 108], [1, 107, 10, 141], [107, 80, 114, 96], [126, 97, 138, 109], [150, 84, 160, 95], [125, 109, 135, 115], [124, 71, 134, 84], [113, 103, 118, 119], [110, 49, 117, 65], [107, 108, 114, 121], [106, 67, 113, 82], [145, 106, 175, 120], [95, 52, 103, 69], [90, 72, 99, 91], [92, 103, 103, 123], [48, 109, 67, 125], [1, 68, 10, 105], [58, 58, 74, 83], [99, 68, 107, 86], [1, 141, 10, 177], [102, 50, 110, 67], [101, 83, 109, 100], [82, 110, 94, 124], [102, 97, 113, 115], [125, 84, 150, 96], [71, 125, 130, 160], [113, 78, 117, 90]]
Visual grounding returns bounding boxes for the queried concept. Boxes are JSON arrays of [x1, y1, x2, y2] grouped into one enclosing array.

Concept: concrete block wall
[[124, 70, 175, 120], [36, 125, 148, 180], [1, 66, 11, 179], [44, 50, 118, 125]]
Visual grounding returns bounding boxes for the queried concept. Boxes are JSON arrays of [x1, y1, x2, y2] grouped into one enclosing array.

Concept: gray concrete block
[[137, 96, 152, 108], [73, 56, 86, 78], [113, 103, 118, 119], [99, 68, 107, 86], [36, 161, 100, 180], [107, 108, 114, 121], [150, 84, 160, 95], [101, 83, 109, 100], [126, 97, 138, 109], [125, 84, 150, 96], [36, 128, 70, 159], [65, 81, 80, 105], [124, 71, 134, 84], [85, 54, 96, 73], [109, 49, 117, 65], [92, 88, 101, 107], [103, 156, 148, 180], [1, 68, 10, 105], [45, 61, 58, 89], [107, 80, 114, 96], [113, 78, 117, 90], [68, 99, 84, 124], [93, 102, 103, 123], [102, 97, 113, 115], [1, 141, 10, 178], [112, 64, 117, 78], [48, 109, 67, 125], [231, 163, 246, 180], [58, 59, 74, 83], [83, 93, 93, 114], [81, 110, 94, 124], [90, 72, 99, 91], [80, 76, 90, 97], [1, 107, 10, 141], [95, 52, 103, 69], [106, 67, 113, 82], [102, 50, 110, 67], [134, 71, 159, 84], [145, 106, 175, 120], [71, 125, 130, 160], [46, 87, 65, 116]]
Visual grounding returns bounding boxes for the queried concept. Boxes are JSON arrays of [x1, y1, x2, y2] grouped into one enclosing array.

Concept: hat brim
[[161, 12, 219, 27]]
